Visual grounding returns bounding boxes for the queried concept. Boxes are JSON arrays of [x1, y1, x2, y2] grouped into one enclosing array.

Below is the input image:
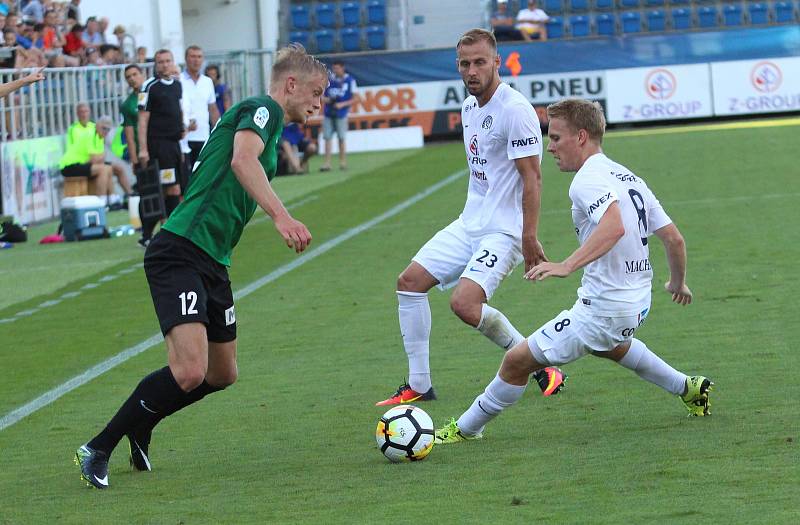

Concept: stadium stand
[[621, 10, 642, 33], [597, 12, 617, 35], [595, 0, 615, 11], [291, 4, 311, 30], [367, 0, 386, 25], [672, 7, 691, 29], [646, 9, 666, 32], [546, 16, 566, 38], [290, 30, 311, 48], [366, 25, 386, 50], [341, 27, 362, 52], [748, 2, 769, 25], [315, 29, 336, 53], [775, 1, 796, 23], [570, 14, 591, 36], [316, 3, 337, 29], [545, 0, 565, 14], [342, 2, 362, 26], [723, 3, 744, 27], [570, 0, 590, 12], [619, 0, 640, 8], [697, 5, 719, 28]]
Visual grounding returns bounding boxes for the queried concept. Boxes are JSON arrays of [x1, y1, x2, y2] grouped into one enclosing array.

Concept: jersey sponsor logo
[[470, 156, 487, 166], [253, 106, 269, 129], [511, 136, 539, 148], [471, 170, 487, 181], [481, 115, 493, 129], [624, 258, 651, 274], [225, 306, 236, 326], [587, 192, 613, 215], [613, 171, 638, 183], [469, 134, 479, 156], [621, 327, 636, 337]]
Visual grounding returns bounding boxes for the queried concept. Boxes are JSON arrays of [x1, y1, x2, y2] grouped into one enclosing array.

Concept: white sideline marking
[[0, 170, 465, 432]]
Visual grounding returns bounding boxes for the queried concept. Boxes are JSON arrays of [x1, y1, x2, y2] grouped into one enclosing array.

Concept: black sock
[[135, 380, 225, 439], [88, 367, 187, 456], [164, 195, 180, 217]]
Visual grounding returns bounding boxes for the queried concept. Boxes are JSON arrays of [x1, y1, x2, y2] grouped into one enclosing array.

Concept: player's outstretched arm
[[231, 129, 312, 253], [0, 67, 45, 98], [654, 223, 692, 305], [514, 155, 546, 271], [526, 201, 624, 282]]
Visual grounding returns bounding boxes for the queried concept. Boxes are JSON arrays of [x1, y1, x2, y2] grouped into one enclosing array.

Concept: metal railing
[[0, 49, 274, 142]]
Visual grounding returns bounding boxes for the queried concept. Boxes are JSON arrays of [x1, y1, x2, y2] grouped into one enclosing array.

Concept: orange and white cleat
[[375, 382, 437, 406]]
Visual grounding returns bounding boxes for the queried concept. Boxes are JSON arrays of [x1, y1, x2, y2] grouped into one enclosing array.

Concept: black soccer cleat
[[127, 431, 152, 472], [532, 367, 567, 396], [75, 444, 110, 489]]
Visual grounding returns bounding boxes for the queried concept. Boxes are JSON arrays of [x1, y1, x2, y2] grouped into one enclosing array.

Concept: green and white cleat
[[680, 376, 714, 417], [434, 418, 483, 445]]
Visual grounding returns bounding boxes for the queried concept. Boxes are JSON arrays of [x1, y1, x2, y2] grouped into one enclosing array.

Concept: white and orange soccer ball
[[375, 405, 435, 462]]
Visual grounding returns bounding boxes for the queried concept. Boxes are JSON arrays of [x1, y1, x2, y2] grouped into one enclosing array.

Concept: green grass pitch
[[1, 119, 798, 523]]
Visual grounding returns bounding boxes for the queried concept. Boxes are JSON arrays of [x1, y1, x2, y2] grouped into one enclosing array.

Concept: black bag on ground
[[0, 221, 27, 243]]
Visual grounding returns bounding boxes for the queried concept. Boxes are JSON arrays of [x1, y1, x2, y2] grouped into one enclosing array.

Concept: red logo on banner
[[750, 61, 782, 93], [504, 52, 522, 77], [645, 68, 677, 100]]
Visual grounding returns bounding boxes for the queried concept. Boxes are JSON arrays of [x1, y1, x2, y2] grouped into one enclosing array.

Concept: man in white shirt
[[180, 45, 220, 173], [516, 0, 549, 41], [435, 98, 713, 445], [376, 28, 565, 407]]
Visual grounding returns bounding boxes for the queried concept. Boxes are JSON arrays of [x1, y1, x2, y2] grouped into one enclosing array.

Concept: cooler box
[[60, 196, 108, 241]]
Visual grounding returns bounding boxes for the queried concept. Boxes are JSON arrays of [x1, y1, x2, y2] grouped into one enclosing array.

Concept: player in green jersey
[[121, 64, 144, 170], [76, 45, 328, 489]]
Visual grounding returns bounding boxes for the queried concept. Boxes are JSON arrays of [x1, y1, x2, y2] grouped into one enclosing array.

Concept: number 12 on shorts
[[179, 291, 198, 315]]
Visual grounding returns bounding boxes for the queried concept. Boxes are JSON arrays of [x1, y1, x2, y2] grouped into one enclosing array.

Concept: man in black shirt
[[137, 48, 184, 247]]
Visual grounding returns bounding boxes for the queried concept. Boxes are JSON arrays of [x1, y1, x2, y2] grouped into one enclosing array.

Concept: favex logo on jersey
[[587, 192, 613, 215], [511, 136, 538, 148], [469, 134, 479, 156]]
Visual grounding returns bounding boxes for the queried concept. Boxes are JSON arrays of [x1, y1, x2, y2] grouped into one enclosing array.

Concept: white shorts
[[527, 300, 650, 366], [412, 218, 522, 299]]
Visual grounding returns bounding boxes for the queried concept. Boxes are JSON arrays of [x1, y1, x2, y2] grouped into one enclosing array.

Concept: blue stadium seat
[[669, 0, 689, 4], [289, 30, 310, 49], [366, 25, 386, 49], [596, 13, 616, 35], [646, 10, 665, 31], [594, 0, 614, 10], [645, 0, 665, 6], [748, 2, 769, 25], [316, 3, 336, 29], [570, 0, 590, 11], [341, 2, 361, 26], [619, 0, 640, 8], [367, 0, 386, 25], [723, 4, 743, 26], [775, 2, 795, 23], [315, 29, 335, 53], [544, 0, 565, 14], [671, 8, 691, 30], [290, 5, 311, 30], [340, 27, 361, 52], [546, 16, 566, 39], [569, 15, 590, 37], [697, 6, 719, 28], [622, 11, 641, 33]]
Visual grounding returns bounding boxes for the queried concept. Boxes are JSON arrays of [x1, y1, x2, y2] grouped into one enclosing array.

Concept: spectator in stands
[[41, 9, 64, 50], [278, 123, 316, 175], [22, 0, 44, 24], [320, 59, 356, 172], [205, 64, 232, 116], [136, 45, 148, 63], [63, 22, 84, 58], [97, 16, 108, 44], [59, 102, 113, 201], [84, 45, 101, 65], [137, 48, 185, 248], [180, 45, 220, 171], [491, 0, 524, 42], [112, 24, 135, 61], [15, 16, 35, 48], [82, 16, 101, 46], [99, 43, 120, 64], [96, 114, 132, 204], [121, 63, 144, 172], [0, 66, 44, 97], [516, 0, 549, 42], [66, 0, 80, 23]]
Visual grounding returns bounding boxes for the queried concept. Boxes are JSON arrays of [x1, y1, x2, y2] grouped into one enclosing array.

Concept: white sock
[[618, 338, 687, 395], [397, 291, 432, 393], [476, 304, 525, 351], [457, 375, 526, 435]]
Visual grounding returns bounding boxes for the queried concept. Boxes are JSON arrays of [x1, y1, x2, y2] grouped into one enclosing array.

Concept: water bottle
[[128, 195, 141, 229]]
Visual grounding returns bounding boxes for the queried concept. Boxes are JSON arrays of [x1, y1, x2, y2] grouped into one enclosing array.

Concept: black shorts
[[144, 230, 236, 342], [147, 137, 182, 186], [62, 163, 93, 178]]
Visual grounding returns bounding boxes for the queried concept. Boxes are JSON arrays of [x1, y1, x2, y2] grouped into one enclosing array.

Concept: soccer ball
[[375, 405, 435, 462]]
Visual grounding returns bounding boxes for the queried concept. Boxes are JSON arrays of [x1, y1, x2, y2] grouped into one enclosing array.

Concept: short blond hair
[[457, 28, 497, 53], [271, 44, 328, 84], [547, 98, 606, 143]]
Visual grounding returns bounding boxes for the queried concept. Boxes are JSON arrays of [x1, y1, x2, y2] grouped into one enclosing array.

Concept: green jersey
[[120, 91, 140, 151], [163, 95, 284, 266]]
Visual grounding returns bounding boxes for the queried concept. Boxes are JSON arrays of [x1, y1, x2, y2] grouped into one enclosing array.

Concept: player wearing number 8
[[435, 98, 712, 445]]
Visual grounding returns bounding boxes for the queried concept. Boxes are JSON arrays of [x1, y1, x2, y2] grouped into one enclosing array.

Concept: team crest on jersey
[[253, 106, 269, 129], [482, 115, 493, 129], [469, 135, 479, 156]]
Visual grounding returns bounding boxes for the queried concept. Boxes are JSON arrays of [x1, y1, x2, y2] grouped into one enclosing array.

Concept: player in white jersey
[[376, 29, 565, 406], [435, 98, 713, 444]]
